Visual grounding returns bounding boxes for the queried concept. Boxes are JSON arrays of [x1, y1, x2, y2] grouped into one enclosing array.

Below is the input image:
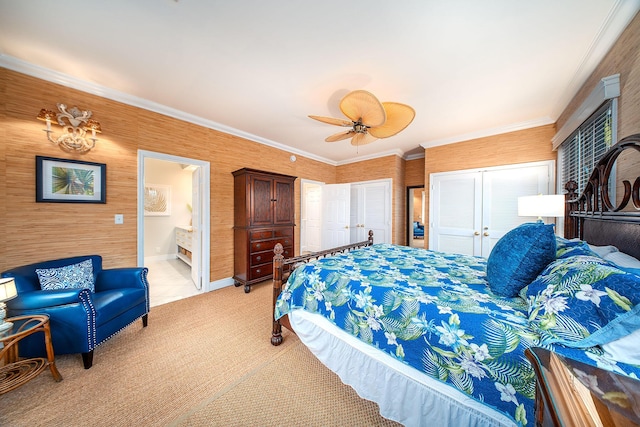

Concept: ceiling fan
[[309, 90, 415, 146]]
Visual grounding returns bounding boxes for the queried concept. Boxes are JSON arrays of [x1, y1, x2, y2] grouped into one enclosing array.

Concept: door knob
[[474, 231, 480, 236], [484, 232, 490, 236], [344, 225, 349, 229]]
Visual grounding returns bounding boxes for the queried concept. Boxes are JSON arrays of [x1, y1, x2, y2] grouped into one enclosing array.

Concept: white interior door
[[350, 186, 364, 243], [430, 161, 555, 257], [353, 180, 391, 244], [480, 163, 553, 257], [430, 171, 482, 255], [321, 183, 351, 249], [190, 168, 202, 289], [301, 181, 323, 253]]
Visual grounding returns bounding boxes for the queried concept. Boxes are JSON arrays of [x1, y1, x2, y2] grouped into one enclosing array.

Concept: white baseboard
[[207, 277, 235, 292]]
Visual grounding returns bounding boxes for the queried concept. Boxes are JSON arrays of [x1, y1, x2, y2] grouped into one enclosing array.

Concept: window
[[559, 99, 615, 194]]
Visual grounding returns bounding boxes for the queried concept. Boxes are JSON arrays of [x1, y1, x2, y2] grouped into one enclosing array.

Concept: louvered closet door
[[430, 161, 555, 257], [430, 171, 483, 256], [480, 163, 553, 257]]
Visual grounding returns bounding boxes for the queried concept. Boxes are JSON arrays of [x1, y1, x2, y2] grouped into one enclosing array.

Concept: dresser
[[233, 168, 296, 293]]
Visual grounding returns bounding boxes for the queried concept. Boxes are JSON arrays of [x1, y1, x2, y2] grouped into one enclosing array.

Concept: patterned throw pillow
[[36, 259, 95, 293], [526, 254, 640, 348], [486, 222, 556, 297]]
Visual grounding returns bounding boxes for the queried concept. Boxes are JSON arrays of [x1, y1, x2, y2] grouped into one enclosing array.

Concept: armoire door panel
[[274, 179, 294, 224], [250, 176, 274, 226]]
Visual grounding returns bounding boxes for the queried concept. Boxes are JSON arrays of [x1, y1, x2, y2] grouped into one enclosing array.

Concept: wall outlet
[[114, 214, 124, 224]]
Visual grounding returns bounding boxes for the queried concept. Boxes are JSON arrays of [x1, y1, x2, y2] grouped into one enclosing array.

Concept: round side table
[[0, 314, 63, 394]]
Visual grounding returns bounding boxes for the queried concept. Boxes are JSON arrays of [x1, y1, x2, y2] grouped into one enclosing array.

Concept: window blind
[[560, 100, 614, 194]]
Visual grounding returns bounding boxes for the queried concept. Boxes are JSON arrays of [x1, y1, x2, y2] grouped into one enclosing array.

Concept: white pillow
[[588, 244, 619, 258], [604, 251, 640, 269], [602, 328, 640, 365], [568, 239, 619, 258]]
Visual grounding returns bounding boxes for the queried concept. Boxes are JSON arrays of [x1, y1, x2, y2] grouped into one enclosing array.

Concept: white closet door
[[321, 184, 351, 250], [362, 181, 391, 244], [430, 171, 482, 255], [481, 164, 553, 257], [350, 185, 365, 243], [301, 181, 323, 253], [430, 161, 554, 257]]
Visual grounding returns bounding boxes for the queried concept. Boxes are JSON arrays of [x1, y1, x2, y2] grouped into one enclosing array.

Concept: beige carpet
[[0, 282, 400, 427]]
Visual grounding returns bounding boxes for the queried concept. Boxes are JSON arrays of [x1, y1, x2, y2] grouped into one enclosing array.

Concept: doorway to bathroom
[[137, 150, 210, 307]]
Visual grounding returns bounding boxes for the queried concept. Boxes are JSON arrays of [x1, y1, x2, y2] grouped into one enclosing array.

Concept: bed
[[271, 134, 640, 426]]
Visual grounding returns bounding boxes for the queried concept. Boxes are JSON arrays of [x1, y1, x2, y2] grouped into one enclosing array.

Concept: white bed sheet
[[290, 309, 518, 427]]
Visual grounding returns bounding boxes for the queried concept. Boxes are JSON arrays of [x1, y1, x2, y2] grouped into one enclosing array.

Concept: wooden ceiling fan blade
[[339, 90, 386, 127], [326, 130, 354, 142], [368, 102, 416, 138], [308, 115, 353, 127], [350, 132, 378, 146]]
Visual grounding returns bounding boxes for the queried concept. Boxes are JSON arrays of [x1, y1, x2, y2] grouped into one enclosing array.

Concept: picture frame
[[144, 184, 171, 216], [36, 156, 106, 203]]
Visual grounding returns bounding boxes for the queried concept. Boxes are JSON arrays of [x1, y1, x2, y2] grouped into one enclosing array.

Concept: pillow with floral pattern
[[555, 237, 599, 259], [526, 254, 640, 348]]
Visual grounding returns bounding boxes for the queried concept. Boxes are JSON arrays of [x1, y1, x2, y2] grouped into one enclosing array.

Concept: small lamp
[[518, 194, 565, 223], [0, 277, 18, 334]]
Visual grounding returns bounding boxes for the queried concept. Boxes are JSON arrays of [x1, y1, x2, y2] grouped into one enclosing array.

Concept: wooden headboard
[[564, 133, 640, 259]]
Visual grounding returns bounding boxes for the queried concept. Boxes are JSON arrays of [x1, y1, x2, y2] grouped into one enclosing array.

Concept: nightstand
[[525, 347, 640, 427]]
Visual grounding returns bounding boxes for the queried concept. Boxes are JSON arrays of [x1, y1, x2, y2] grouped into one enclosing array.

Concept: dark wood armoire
[[232, 168, 296, 293]]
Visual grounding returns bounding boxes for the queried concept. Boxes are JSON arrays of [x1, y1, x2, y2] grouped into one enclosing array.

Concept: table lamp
[[0, 277, 18, 334], [518, 194, 565, 223]]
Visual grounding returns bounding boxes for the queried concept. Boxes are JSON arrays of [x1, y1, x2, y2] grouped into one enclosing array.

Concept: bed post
[[564, 180, 579, 239], [271, 243, 284, 346]]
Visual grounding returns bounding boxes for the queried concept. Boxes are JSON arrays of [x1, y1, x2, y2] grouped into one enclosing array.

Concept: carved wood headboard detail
[[564, 133, 640, 259]]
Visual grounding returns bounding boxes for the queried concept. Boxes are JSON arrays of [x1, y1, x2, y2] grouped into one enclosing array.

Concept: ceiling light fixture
[[37, 104, 102, 153]]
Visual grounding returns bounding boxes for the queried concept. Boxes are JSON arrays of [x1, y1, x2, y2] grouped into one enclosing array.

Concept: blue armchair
[[1, 255, 149, 369], [413, 221, 424, 238]]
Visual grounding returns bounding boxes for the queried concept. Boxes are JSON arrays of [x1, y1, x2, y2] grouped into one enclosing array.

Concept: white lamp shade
[[0, 278, 17, 302], [518, 194, 565, 218]]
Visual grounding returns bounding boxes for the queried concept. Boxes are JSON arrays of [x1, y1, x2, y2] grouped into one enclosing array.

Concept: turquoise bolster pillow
[[486, 222, 556, 297]]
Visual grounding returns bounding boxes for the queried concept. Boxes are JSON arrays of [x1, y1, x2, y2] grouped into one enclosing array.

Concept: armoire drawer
[[250, 229, 274, 240], [250, 246, 292, 267], [250, 238, 292, 253]]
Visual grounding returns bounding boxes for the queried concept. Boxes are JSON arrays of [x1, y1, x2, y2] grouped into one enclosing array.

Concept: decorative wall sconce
[[37, 104, 102, 153]]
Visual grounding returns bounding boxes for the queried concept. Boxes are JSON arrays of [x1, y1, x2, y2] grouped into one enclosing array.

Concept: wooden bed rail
[[271, 230, 374, 346]]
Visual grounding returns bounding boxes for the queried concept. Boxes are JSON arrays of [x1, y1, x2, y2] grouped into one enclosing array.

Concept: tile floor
[[144, 258, 201, 307]]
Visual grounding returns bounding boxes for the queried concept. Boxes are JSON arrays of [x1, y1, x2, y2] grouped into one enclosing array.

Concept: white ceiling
[[1, 1, 638, 165]]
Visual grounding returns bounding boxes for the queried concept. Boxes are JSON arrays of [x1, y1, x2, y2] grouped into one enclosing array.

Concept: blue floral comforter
[[274, 244, 640, 426]]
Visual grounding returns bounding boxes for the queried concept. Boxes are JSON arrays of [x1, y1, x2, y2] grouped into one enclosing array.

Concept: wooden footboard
[[271, 230, 374, 345]]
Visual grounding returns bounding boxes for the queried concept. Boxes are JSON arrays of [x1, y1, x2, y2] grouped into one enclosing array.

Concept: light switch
[[115, 214, 124, 224]]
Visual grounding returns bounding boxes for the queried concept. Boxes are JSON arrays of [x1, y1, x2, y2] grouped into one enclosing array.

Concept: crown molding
[[549, 0, 640, 120], [0, 54, 338, 166], [420, 116, 555, 149]]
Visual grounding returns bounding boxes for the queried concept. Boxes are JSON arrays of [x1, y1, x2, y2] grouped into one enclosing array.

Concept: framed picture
[[36, 156, 106, 203], [144, 184, 171, 216]]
